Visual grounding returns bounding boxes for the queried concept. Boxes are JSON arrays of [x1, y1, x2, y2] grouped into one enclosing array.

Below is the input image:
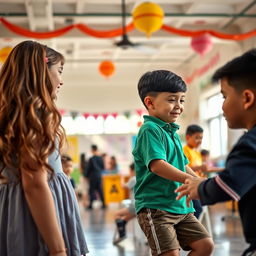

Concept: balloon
[[0, 46, 12, 63], [99, 60, 115, 78], [191, 33, 213, 57], [132, 2, 164, 37]]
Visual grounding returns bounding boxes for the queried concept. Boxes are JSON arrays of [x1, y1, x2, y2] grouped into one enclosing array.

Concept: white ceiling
[[0, 0, 255, 113]]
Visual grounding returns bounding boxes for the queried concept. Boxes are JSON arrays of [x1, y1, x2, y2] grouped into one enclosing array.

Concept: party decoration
[[99, 60, 115, 78], [123, 111, 131, 119], [111, 112, 118, 118], [102, 113, 109, 120], [70, 111, 78, 120], [132, 2, 164, 37], [0, 17, 255, 41], [58, 109, 66, 116], [190, 33, 213, 57], [137, 121, 142, 127], [83, 113, 90, 119], [92, 113, 99, 119], [0, 46, 12, 63], [136, 109, 144, 116]]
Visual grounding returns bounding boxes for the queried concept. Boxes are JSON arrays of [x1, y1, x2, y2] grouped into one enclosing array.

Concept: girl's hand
[[175, 177, 204, 206]]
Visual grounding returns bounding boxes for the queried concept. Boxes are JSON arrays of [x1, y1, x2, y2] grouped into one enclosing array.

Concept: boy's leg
[[176, 213, 214, 256], [115, 207, 135, 222], [137, 208, 183, 256], [113, 208, 130, 244]]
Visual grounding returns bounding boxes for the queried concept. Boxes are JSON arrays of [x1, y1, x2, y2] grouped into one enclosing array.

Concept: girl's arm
[[21, 160, 66, 256], [150, 159, 192, 183]]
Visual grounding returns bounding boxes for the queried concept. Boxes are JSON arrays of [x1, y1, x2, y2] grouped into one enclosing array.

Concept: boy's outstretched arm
[[150, 159, 192, 183], [175, 176, 232, 206], [185, 165, 200, 177]]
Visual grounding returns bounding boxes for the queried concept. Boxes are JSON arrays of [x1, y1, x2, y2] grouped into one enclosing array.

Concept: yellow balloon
[[0, 46, 12, 63], [132, 2, 164, 37]]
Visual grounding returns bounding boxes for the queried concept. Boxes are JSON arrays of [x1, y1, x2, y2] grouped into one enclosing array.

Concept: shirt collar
[[143, 115, 180, 132]]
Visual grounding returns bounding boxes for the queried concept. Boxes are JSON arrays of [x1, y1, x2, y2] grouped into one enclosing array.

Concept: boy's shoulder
[[138, 120, 163, 135]]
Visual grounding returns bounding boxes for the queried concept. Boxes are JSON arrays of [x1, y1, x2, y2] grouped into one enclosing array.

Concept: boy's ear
[[243, 89, 255, 110], [144, 96, 154, 109]]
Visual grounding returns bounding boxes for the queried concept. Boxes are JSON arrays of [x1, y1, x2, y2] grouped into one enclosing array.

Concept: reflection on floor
[[79, 202, 248, 256]]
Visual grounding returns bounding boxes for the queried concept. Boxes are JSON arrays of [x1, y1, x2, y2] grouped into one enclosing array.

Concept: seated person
[[61, 154, 75, 189], [113, 163, 136, 244]]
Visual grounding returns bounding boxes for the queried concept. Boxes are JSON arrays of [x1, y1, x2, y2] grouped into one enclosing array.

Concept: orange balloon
[[99, 60, 115, 78]]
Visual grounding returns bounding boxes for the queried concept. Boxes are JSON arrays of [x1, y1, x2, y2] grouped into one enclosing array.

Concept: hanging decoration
[[99, 60, 115, 78], [83, 113, 90, 119], [111, 112, 118, 118], [137, 121, 143, 128], [0, 17, 255, 41], [0, 46, 12, 63], [136, 109, 144, 116], [190, 33, 213, 56], [123, 111, 131, 119], [58, 109, 66, 116], [70, 111, 78, 120], [132, 2, 164, 37], [92, 113, 99, 119], [102, 113, 109, 120]]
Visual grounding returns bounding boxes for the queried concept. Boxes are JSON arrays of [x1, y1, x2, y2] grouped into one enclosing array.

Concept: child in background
[[176, 48, 256, 256], [61, 155, 75, 189], [200, 149, 223, 177], [133, 70, 213, 256], [183, 124, 207, 218], [113, 163, 136, 245], [0, 41, 88, 255]]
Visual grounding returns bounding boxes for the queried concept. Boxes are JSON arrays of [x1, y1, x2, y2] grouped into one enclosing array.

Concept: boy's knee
[[205, 238, 214, 253], [200, 238, 214, 254], [189, 237, 214, 255]]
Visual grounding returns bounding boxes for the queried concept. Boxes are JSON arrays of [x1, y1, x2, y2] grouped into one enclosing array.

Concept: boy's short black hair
[[212, 48, 256, 91], [186, 124, 203, 135], [91, 144, 98, 151], [138, 70, 187, 106]]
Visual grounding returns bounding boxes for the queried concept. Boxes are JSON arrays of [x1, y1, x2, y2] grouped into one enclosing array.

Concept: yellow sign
[[66, 136, 79, 164], [103, 175, 125, 205]]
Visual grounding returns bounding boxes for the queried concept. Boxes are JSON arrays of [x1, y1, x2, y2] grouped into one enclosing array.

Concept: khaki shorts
[[137, 208, 210, 256]]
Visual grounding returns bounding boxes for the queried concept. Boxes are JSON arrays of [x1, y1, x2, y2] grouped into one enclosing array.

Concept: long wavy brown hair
[[0, 40, 66, 177]]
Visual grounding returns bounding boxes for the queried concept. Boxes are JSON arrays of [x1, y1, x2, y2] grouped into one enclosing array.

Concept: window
[[205, 93, 227, 158]]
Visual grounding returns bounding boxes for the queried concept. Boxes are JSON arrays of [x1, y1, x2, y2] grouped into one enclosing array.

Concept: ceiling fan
[[114, 0, 157, 54]]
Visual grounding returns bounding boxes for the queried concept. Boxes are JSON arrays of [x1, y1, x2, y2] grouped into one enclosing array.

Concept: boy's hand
[[175, 177, 205, 206]]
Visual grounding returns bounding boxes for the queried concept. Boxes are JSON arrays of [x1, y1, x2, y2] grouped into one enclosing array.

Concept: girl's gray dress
[[0, 149, 88, 256]]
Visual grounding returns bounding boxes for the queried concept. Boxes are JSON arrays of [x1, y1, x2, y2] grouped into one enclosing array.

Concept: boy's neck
[[187, 143, 197, 149]]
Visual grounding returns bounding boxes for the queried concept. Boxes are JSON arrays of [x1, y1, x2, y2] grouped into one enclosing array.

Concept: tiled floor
[[80, 201, 248, 256]]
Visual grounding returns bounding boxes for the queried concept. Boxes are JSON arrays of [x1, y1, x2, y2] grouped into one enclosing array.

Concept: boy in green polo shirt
[[132, 70, 214, 256]]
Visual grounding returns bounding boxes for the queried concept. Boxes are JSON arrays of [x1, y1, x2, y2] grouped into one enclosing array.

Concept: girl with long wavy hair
[[0, 41, 88, 256]]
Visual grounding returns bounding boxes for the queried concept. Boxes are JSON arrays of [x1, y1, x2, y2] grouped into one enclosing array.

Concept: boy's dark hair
[[61, 154, 72, 164], [212, 48, 256, 91], [186, 124, 203, 135], [91, 144, 98, 151], [138, 70, 187, 107], [201, 149, 210, 156]]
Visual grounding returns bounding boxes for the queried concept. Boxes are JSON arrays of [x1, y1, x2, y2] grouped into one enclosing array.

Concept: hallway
[[79, 202, 248, 256]]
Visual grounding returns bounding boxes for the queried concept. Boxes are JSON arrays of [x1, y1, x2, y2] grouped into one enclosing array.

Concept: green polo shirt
[[132, 115, 194, 214]]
